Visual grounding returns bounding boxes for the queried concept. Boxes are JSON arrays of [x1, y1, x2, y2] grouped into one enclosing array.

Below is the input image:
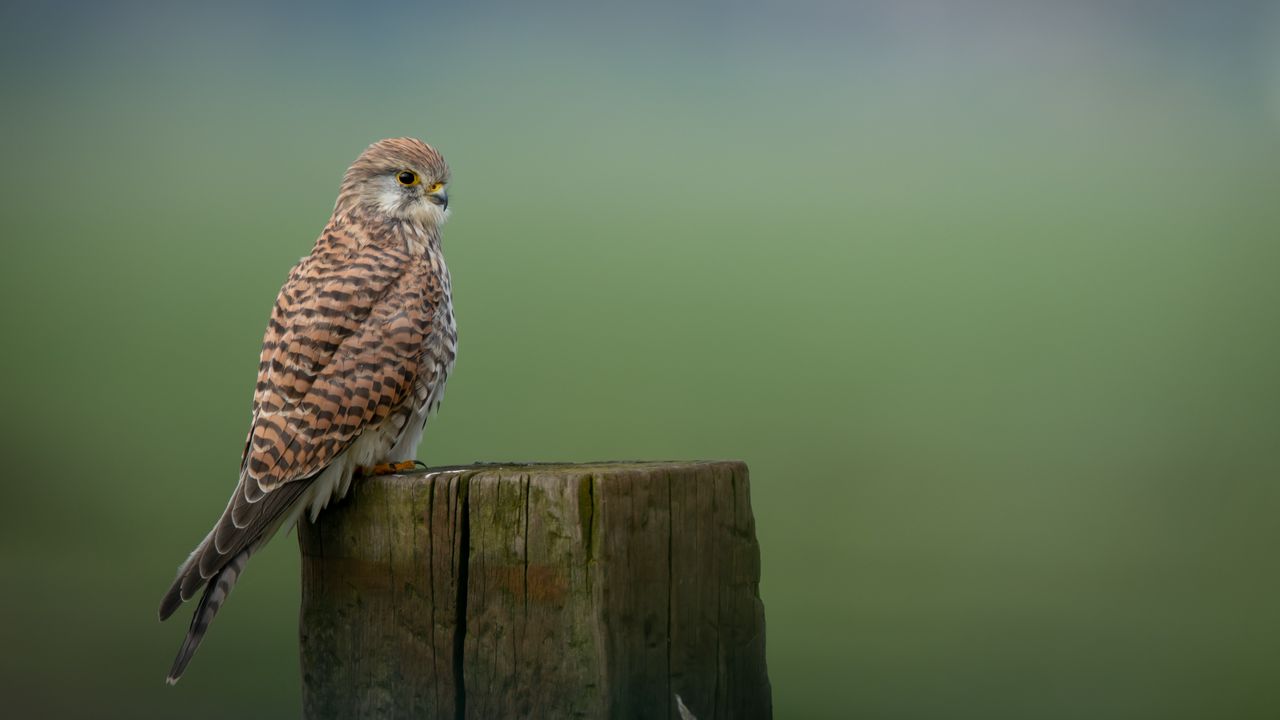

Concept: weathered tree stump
[[298, 460, 770, 720]]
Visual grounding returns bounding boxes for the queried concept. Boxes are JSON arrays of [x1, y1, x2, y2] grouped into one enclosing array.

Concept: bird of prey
[[158, 137, 457, 684]]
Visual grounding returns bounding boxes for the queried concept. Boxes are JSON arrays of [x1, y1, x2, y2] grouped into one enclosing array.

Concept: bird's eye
[[397, 171, 420, 186]]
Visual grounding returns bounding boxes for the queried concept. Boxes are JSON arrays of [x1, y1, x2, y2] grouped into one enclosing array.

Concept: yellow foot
[[359, 461, 419, 477]]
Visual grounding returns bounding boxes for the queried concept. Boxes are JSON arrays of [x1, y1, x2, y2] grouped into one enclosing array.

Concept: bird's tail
[[164, 548, 251, 684]]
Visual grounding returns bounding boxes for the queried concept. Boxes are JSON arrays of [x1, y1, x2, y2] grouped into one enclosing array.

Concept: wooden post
[[298, 460, 771, 720]]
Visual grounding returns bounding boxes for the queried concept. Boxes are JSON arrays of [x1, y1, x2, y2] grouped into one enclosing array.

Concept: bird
[[158, 137, 458, 684]]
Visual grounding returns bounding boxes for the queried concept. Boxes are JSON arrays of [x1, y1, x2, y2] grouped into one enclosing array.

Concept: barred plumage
[[159, 138, 457, 683]]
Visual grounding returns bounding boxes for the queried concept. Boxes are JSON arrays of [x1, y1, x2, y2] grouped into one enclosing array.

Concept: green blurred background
[[2, 1, 1279, 717]]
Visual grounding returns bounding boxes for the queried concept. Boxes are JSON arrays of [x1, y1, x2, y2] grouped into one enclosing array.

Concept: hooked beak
[[427, 189, 449, 210]]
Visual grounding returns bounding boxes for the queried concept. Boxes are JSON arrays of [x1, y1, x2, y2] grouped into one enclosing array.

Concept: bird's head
[[335, 137, 451, 226]]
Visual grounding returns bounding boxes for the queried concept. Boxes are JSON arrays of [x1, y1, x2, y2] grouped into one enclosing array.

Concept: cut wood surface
[[298, 460, 771, 720]]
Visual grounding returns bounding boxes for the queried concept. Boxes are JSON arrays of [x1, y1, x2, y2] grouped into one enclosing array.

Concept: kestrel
[[158, 138, 457, 683]]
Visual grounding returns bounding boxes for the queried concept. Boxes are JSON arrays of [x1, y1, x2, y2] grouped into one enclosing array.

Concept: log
[[298, 460, 771, 720]]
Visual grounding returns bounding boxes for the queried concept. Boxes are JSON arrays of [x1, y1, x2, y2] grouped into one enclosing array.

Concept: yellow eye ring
[[396, 170, 421, 186]]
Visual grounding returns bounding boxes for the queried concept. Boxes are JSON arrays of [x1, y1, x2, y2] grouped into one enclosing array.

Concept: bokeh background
[[2, 1, 1279, 717]]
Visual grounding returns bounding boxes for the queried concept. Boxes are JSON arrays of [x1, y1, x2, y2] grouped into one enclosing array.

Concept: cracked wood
[[298, 460, 772, 720]]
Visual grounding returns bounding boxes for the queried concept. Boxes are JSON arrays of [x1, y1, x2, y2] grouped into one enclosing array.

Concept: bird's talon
[[360, 461, 419, 477]]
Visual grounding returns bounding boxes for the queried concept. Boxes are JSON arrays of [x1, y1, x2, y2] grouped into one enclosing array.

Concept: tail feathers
[[165, 548, 251, 684]]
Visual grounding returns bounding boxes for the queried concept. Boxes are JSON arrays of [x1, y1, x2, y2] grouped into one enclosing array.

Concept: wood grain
[[298, 461, 771, 720]]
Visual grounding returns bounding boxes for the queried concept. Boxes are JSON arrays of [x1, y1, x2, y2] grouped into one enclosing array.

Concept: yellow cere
[[428, 182, 444, 194]]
